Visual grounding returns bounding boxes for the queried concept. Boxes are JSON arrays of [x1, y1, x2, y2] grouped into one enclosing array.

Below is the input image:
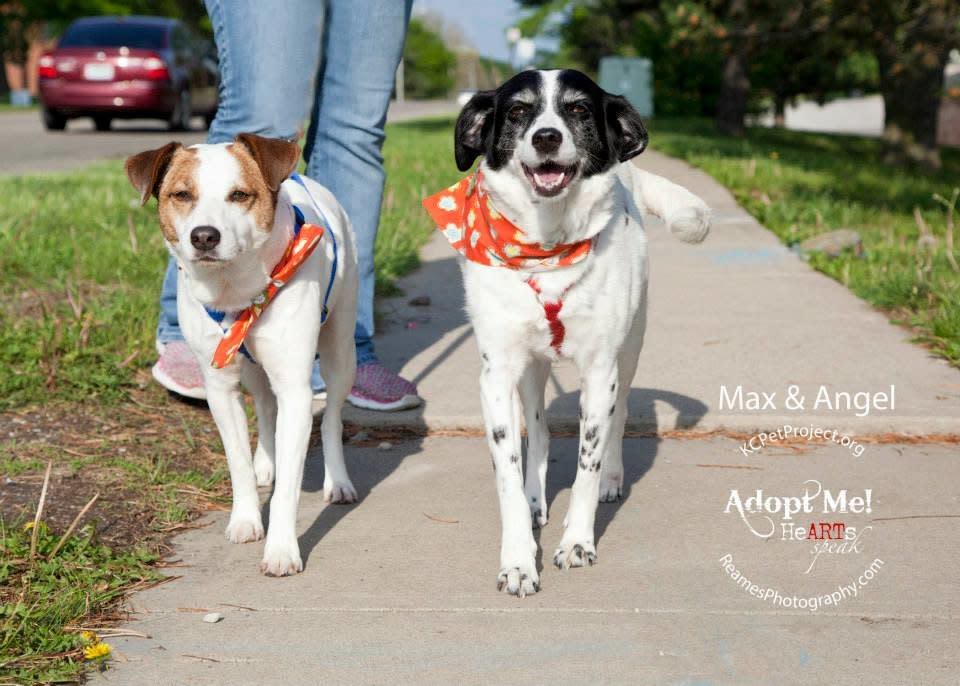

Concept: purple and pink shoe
[[347, 361, 421, 412]]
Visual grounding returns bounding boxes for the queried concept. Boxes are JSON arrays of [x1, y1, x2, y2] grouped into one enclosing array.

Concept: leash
[[203, 173, 338, 367]]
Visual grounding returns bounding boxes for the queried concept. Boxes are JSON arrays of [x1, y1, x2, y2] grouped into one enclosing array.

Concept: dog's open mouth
[[522, 162, 577, 197]]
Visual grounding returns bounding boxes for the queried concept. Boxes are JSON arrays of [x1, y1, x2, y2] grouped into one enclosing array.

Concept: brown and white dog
[[126, 134, 359, 576]]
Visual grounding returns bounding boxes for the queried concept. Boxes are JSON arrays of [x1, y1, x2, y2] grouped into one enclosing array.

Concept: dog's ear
[[234, 133, 301, 192], [604, 94, 648, 163], [125, 142, 182, 205], [454, 90, 495, 172]]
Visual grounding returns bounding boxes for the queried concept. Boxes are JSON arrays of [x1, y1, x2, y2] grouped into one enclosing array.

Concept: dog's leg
[[554, 360, 618, 569], [481, 358, 539, 597], [600, 313, 646, 502], [243, 364, 277, 487], [518, 357, 550, 528], [316, 310, 357, 504], [205, 373, 264, 544]]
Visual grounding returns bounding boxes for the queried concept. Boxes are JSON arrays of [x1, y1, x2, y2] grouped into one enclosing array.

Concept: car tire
[[42, 108, 67, 131], [93, 116, 111, 132], [168, 90, 191, 132]]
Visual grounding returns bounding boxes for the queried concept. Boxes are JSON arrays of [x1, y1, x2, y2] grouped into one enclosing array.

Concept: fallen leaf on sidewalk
[[424, 512, 459, 524]]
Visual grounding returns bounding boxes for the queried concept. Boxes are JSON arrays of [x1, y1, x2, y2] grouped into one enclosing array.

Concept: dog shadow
[[543, 387, 708, 547]]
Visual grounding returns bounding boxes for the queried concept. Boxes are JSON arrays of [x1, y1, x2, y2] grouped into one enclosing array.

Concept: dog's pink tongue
[[537, 169, 564, 185]]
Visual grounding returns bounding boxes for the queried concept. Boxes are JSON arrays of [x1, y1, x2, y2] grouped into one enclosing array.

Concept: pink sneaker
[[348, 362, 421, 412], [152, 340, 206, 400]]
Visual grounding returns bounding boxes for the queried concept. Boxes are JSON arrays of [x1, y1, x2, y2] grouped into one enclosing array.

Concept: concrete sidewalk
[[94, 148, 960, 684], [346, 149, 960, 435], [97, 436, 959, 685]]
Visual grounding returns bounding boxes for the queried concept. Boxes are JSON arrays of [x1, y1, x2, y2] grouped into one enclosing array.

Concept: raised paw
[[324, 478, 358, 504], [598, 473, 622, 503], [225, 512, 264, 544], [553, 541, 597, 569], [496, 564, 540, 598], [260, 538, 303, 577]]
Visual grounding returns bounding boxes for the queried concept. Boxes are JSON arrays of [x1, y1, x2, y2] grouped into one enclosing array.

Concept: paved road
[[0, 99, 457, 176]]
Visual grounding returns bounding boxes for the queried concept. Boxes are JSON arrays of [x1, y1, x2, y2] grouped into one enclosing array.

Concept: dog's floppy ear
[[234, 133, 301, 192], [604, 94, 648, 163], [125, 142, 182, 206], [454, 90, 495, 171]]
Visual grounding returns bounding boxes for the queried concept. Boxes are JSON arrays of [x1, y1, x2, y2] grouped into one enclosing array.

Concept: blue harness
[[204, 173, 338, 365]]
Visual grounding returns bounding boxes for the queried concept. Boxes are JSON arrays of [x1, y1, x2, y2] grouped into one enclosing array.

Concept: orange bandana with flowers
[[422, 170, 593, 271], [210, 222, 326, 369]]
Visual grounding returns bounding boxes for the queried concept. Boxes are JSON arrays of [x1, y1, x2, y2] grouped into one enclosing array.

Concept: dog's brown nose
[[532, 127, 562, 154], [190, 225, 221, 251]]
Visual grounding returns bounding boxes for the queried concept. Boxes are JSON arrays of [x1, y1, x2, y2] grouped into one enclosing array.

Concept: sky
[[412, 0, 525, 62]]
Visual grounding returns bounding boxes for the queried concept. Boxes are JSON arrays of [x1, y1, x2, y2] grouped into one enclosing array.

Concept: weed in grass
[[0, 519, 160, 684], [649, 118, 960, 366]]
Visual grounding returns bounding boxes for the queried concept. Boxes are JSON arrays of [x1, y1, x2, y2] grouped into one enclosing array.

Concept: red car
[[37, 16, 218, 131]]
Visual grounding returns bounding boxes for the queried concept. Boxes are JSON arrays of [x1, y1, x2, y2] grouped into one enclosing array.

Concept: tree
[[837, 0, 960, 170], [403, 18, 456, 99]]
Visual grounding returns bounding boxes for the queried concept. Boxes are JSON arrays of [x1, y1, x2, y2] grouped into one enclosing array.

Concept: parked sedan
[[37, 16, 218, 131]]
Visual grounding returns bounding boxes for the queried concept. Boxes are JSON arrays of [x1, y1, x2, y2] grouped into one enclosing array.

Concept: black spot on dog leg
[[492, 427, 506, 444]]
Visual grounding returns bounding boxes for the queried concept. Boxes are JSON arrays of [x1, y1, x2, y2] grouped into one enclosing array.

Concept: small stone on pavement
[[202, 612, 223, 624]]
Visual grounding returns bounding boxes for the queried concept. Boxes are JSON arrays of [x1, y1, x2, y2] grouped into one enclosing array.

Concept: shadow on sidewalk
[[545, 388, 708, 547]]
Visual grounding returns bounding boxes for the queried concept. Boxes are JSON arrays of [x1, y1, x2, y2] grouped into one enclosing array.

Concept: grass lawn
[[649, 118, 960, 366], [0, 117, 455, 683]]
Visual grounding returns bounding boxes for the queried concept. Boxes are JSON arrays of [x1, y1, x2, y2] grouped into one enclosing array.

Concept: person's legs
[[154, 0, 325, 399], [304, 0, 420, 410]]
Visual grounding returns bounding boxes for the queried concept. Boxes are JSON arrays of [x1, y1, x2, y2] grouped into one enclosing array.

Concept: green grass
[[649, 118, 960, 365], [0, 117, 456, 409], [0, 520, 161, 684]]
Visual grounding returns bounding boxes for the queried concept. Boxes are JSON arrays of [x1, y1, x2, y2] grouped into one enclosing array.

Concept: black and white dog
[[449, 70, 710, 596]]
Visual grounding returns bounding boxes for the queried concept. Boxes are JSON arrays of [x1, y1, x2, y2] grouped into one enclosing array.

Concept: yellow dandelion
[[84, 642, 112, 660], [769, 151, 780, 160], [23, 521, 34, 531], [80, 631, 98, 644]]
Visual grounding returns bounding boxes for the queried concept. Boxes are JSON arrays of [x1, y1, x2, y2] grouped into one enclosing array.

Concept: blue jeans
[[157, 0, 413, 385]]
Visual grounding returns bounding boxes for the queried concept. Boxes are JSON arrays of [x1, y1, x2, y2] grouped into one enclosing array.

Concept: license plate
[[83, 63, 115, 81]]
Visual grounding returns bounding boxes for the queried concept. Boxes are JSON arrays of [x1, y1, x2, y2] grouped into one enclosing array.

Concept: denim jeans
[[157, 0, 413, 383]]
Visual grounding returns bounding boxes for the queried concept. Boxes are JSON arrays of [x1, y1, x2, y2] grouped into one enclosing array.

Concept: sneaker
[[152, 340, 206, 400], [347, 361, 421, 411]]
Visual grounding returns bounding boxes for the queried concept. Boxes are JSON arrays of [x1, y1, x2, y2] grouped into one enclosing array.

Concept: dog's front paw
[[598, 471, 623, 503], [225, 511, 264, 544], [496, 562, 540, 598], [260, 537, 303, 577], [323, 478, 358, 504], [667, 205, 710, 244], [553, 540, 597, 569]]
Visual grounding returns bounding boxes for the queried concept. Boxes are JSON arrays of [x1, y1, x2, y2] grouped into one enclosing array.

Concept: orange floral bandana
[[422, 170, 593, 271], [210, 221, 325, 369]]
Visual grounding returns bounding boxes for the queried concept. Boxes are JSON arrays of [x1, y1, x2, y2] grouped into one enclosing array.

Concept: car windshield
[[59, 22, 166, 50]]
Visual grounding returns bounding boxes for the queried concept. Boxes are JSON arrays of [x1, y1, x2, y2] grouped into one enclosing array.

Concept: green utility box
[[598, 57, 653, 118]]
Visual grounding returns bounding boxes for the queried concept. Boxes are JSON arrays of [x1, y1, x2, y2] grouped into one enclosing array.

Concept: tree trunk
[[0, 53, 9, 97], [874, 10, 954, 172], [716, 49, 749, 136], [773, 93, 786, 128]]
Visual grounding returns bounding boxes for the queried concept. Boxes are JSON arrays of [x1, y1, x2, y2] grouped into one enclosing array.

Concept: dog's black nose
[[190, 225, 221, 251], [532, 127, 562, 154]]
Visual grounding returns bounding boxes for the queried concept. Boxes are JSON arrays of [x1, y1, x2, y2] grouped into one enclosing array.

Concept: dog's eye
[[507, 103, 529, 122], [170, 190, 192, 202], [229, 190, 251, 202], [567, 102, 589, 116]]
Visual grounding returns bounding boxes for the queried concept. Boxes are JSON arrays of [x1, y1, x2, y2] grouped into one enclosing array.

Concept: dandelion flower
[[80, 631, 98, 644], [84, 642, 112, 660]]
